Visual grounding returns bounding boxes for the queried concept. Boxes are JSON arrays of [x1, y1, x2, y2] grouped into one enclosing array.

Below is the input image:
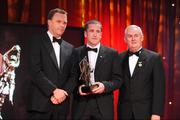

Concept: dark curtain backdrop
[[0, 0, 179, 119]]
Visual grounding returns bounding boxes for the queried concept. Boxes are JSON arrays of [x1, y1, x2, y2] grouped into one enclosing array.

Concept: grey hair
[[125, 25, 143, 36]]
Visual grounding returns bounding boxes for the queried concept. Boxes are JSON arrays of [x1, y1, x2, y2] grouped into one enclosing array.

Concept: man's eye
[[134, 34, 139, 37], [96, 30, 101, 33]]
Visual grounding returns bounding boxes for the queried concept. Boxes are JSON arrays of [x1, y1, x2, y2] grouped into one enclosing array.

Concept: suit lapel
[[43, 33, 59, 70], [60, 40, 71, 70], [123, 52, 131, 79], [95, 45, 105, 72], [131, 48, 147, 78], [80, 45, 88, 60]]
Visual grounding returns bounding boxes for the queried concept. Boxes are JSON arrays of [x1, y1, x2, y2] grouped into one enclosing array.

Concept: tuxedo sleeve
[[102, 52, 123, 93], [63, 49, 79, 95], [28, 36, 56, 97], [152, 54, 165, 116]]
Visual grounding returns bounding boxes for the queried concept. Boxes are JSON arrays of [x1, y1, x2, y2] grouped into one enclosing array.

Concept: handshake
[[50, 88, 68, 104]]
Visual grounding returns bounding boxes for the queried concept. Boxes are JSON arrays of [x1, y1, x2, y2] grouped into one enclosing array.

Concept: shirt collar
[[47, 31, 61, 42], [86, 43, 100, 53]]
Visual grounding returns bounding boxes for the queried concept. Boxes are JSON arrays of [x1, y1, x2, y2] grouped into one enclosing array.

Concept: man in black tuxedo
[[117, 25, 165, 120], [27, 8, 77, 120], [72, 20, 122, 120]]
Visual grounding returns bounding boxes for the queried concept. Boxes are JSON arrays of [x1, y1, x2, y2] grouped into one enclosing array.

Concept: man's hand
[[79, 84, 90, 96], [151, 114, 160, 120], [52, 88, 68, 104], [50, 95, 58, 104], [91, 82, 105, 94], [78, 82, 105, 96]]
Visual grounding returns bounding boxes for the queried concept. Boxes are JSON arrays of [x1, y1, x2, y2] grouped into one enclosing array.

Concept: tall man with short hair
[[27, 8, 77, 120], [117, 25, 165, 120], [72, 20, 122, 120]]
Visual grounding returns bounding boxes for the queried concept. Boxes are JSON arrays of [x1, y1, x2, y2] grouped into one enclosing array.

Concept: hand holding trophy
[[79, 56, 99, 93]]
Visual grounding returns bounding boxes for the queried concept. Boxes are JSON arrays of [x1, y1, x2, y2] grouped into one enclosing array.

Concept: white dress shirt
[[128, 48, 142, 76], [87, 43, 100, 85], [129, 55, 139, 76], [47, 31, 61, 68]]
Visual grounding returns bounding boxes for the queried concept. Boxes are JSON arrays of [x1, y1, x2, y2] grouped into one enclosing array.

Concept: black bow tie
[[86, 47, 98, 53], [128, 49, 142, 57], [53, 37, 62, 45]]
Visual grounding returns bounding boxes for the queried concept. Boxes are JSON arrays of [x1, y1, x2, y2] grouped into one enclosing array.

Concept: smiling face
[[125, 25, 143, 52], [85, 23, 102, 47], [48, 12, 67, 38]]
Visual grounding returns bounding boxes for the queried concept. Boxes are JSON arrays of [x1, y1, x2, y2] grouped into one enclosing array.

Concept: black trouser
[[28, 108, 67, 120], [80, 97, 103, 120]]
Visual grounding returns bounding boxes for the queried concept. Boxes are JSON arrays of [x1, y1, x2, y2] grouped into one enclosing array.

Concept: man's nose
[[60, 23, 66, 27], [93, 32, 97, 37], [132, 36, 135, 40]]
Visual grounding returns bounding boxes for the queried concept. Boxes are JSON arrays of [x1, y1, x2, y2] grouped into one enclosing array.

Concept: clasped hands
[[50, 88, 68, 104], [79, 82, 105, 96]]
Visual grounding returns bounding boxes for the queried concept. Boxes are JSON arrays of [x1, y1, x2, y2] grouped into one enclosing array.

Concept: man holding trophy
[[72, 20, 122, 120]]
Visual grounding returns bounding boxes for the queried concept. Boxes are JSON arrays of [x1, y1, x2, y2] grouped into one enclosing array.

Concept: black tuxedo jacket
[[72, 45, 122, 120], [117, 48, 165, 119], [27, 33, 77, 114]]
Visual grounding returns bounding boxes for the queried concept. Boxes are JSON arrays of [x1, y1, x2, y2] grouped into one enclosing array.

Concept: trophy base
[[81, 84, 99, 93]]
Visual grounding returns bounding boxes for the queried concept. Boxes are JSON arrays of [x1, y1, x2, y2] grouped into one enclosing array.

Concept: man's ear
[[141, 35, 144, 42], [124, 37, 127, 43], [84, 31, 87, 38], [47, 20, 51, 26]]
